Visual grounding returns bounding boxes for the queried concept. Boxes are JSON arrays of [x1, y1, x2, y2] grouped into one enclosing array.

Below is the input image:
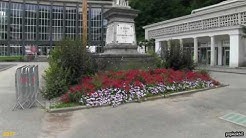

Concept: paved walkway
[[0, 62, 48, 138], [38, 72, 246, 138], [1, 63, 245, 138], [0, 64, 16, 72]]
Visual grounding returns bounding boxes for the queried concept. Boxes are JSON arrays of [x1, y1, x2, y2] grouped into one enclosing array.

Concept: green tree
[[41, 39, 97, 100]]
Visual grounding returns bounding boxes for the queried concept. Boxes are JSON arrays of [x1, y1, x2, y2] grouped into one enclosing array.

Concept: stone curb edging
[[195, 68, 246, 75], [205, 69, 246, 75], [46, 84, 228, 113]]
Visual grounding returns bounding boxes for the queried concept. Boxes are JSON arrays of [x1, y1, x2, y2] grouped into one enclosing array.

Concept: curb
[[47, 84, 228, 113], [165, 84, 228, 97], [196, 68, 246, 75], [205, 69, 246, 75]]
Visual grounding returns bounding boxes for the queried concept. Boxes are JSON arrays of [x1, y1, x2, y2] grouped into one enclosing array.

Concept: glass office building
[[0, 0, 112, 56]]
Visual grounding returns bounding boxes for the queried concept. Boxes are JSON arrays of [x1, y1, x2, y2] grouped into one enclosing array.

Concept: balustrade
[[148, 11, 246, 39]]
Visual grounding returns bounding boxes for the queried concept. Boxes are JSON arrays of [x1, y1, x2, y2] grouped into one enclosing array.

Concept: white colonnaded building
[[143, 0, 246, 67]]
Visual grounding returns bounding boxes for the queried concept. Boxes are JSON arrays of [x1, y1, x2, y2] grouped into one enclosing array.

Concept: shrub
[[138, 39, 155, 53], [196, 69, 210, 76], [148, 50, 165, 68], [160, 41, 195, 70], [51, 39, 96, 84], [0, 56, 24, 62], [41, 39, 97, 100], [42, 64, 70, 100]]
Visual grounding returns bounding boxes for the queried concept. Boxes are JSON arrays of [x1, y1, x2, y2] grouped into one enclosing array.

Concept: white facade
[[143, 0, 246, 67]]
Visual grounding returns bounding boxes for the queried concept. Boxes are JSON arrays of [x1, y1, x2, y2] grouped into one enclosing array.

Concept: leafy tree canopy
[[129, 0, 226, 41]]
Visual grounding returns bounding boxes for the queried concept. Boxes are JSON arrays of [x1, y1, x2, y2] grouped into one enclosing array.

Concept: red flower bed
[[61, 68, 219, 104]]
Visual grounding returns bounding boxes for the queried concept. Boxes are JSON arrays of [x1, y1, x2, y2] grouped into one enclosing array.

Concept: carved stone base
[[103, 44, 138, 54]]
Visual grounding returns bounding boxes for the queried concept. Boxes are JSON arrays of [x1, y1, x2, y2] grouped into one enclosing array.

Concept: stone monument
[[93, 0, 156, 70], [104, 0, 138, 54], [113, 0, 130, 8]]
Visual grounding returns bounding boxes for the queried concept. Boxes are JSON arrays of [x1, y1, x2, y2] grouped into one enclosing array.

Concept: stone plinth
[[103, 7, 139, 54], [93, 5, 156, 71]]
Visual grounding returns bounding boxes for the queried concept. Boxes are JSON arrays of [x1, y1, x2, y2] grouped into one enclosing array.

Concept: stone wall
[[92, 54, 157, 71]]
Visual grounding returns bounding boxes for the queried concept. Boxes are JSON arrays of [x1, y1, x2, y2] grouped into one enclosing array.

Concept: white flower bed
[[80, 79, 215, 107]]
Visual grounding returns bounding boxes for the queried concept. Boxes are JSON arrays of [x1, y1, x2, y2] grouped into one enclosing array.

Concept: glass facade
[[39, 5, 50, 41], [10, 3, 23, 40], [0, 1, 111, 56], [90, 8, 102, 44], [25, 4, 37, 40], [78, 7, 83, 39], [0, 2, 8, 41], [65, 6, 77, 39], [52, 6, 63, 41]]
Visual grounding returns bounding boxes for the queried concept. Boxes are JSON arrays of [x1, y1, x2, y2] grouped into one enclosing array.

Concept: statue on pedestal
[[113, 0, 129, 7], [93, 0, 156, 71]]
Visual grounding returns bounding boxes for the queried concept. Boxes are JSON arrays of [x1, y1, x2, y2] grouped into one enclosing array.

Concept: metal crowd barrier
[[13, 65, 43, 110]]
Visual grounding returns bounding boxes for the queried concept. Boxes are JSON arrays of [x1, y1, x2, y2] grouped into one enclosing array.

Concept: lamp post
[[82, 0, 88, 47]]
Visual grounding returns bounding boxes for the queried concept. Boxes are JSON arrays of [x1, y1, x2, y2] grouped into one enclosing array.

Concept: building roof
[[143, 0, 246, 29], [6, 0, 113, 4], [191, 0, 246, 14]]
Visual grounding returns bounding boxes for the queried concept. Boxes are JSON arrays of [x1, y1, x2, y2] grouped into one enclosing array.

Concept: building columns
[[155, 40, 161, 54], [180, 39, 183, 50], [210, 36, 216, 66], [229, 34, 242, 67], [167, 40, 171, 49], [193, 37, 198, 64], [217, 40, 223, 66]]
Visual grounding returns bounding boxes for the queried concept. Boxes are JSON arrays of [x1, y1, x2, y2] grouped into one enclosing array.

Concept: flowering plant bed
[[60, 69, 220, 107]]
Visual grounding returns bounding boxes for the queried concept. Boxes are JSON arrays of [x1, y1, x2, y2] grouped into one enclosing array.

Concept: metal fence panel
[[13, 65, 43, 110]]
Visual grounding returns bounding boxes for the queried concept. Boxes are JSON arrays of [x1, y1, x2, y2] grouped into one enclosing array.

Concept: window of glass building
[[39, 5, 50, 41], [78, 6, 83, 39], [65, 6, 77, 39], [0, 44, 7, 56], [0, 2, 8, 40], [90, 8, 102, 43], [10, 44, 22, 56], [10, 3, 23, 40], [25, 4, 37, 40], [52, 6, 63, 41]]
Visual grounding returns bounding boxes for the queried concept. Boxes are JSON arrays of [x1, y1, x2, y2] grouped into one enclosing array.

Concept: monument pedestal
[[93, 3, 156, 71], [93, 54, 156, 71], [103, 44, 139, 54], [103, 7, 139, 54]]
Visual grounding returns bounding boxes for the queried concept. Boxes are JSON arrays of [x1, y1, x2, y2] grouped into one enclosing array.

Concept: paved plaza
[[42, 72, 245, 138], [0, 64, 16, 72], [0, 63, 245, 138], [0, 62, 48, 138]]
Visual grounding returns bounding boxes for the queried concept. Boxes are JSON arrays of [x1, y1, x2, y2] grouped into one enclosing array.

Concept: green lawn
[[50, 102, 81, 109]]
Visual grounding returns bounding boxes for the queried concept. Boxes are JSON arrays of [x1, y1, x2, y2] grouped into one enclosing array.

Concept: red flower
[[60, 93, 70, 103], [61, 68, 219, 103]]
